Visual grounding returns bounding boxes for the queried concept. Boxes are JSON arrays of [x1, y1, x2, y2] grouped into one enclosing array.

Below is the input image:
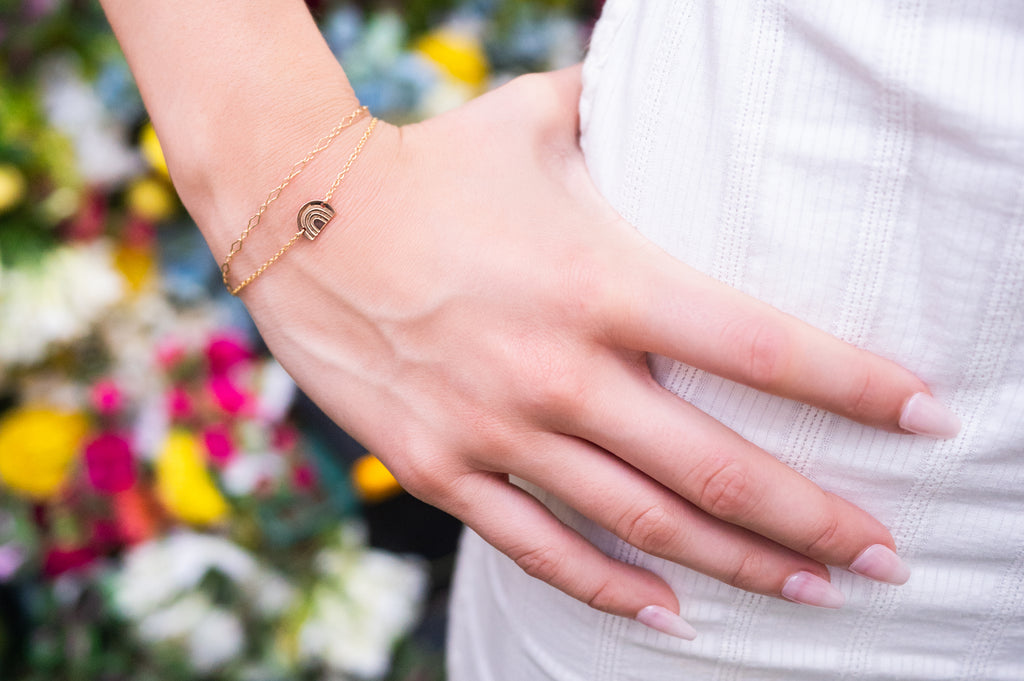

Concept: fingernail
[[849, 544, 911, 585], [899, 393, 961, 439], [781, 571, 845, 609], [636, 605, 698, 641]]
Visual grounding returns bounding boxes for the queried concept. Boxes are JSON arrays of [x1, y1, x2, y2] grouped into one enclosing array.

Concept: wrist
[[222, 116, 403, 305], [174, 84, 363, 244]]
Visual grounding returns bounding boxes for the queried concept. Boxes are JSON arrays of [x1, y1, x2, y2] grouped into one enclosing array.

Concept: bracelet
[[220, 105, 378, 296]]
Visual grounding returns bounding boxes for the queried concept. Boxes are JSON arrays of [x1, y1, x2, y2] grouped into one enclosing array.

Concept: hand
[[187, 66, 958, 633]]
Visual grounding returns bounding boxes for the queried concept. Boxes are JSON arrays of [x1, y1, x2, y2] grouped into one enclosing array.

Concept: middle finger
[[554, 355, 900, 577]]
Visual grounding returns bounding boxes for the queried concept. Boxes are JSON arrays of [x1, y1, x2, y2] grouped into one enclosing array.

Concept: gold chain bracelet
[[220, 106, 378, 296]]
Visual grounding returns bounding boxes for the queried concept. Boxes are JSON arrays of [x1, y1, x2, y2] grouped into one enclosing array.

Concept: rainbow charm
[[297, 200, 336, 240]]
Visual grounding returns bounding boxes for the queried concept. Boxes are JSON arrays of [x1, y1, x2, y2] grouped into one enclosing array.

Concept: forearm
[[99, 0, 361, 255]]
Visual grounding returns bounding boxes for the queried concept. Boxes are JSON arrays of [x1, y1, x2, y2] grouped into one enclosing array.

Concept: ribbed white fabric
[[447, 1, 1024, 679]]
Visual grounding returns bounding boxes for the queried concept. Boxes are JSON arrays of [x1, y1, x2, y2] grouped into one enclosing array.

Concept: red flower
[[113, 487, 157, 545], [64, 189, 107, 242], [122, 215, 156, 248], [43, 546, 98, 578], [205, 333, 253, 376], [92, 519, 121, 548], [83, 432, 136, 493], [202, 424, 235, 467]]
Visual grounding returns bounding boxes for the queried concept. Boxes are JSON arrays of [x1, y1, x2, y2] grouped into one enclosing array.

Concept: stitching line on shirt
[[708, 2, 787, 677], [836, 0, 925, 671]]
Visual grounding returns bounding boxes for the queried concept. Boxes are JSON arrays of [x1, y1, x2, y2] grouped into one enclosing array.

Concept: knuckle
[[502, 73, 581, 173], [511, 544, 565, 584], [802, 498, 844, 557], [584, 577, 619, 613], [390, 446, 452, 502], [617, 503, 681, 555], [728, 549, 768, 593], [846, 356, 884, 417], [722, 317, 792, 389], [530, 358, 593, 419], [508, 72, 568, 126], [559, 248, 613, 310], [692, 458, 755, 520]]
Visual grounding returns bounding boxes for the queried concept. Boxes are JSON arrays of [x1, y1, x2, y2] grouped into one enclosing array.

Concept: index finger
[[602, 235, 960, 437]]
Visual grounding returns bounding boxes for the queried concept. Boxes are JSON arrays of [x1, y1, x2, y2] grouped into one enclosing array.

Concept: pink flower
[[90, 379, 123, 415], [205, 333, 253, 376], [202, 425, 235, 466], [292, 464, 316, 491], [155, 338, 186, 370], [208, 375, 248, 415], [0, 545, 25, 581], [166, 386, 194, 421], [272, 424, 298, 451], [83, 432, 136, 493]]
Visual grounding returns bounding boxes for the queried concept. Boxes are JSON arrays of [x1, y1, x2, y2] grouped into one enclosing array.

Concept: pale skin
[[100, 0, 953, 632]]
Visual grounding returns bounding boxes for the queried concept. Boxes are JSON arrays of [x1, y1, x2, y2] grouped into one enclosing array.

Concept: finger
[[449, 471, 684, 623], [502, 431, 847, 606], [558, 358, 903, 579], [602, 238, 957, 435]]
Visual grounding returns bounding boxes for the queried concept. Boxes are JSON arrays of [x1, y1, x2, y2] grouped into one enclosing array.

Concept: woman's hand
[[226, 66, 955, 632], [100, 0, 958, 636]]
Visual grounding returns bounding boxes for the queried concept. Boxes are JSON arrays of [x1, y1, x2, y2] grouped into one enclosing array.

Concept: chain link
[[221, 106, 377, 295]]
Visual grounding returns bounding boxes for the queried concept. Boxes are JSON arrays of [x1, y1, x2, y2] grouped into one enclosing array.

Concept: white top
[[447, 1, 1024, 679]]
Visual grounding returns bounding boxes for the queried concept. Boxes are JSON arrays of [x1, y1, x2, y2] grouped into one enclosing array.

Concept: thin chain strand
[[221, 105, 369, 291], [229, 230, 304, 296], [325, 118, 379, 202], [226, 116, 380, 296]]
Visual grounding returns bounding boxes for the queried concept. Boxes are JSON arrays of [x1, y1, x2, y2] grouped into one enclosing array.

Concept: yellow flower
[[114, 243, 156, 293], [126, 176, 176, 222], [0, 406, 88, 499], [155, 430, 229, 525], [0, 164, 27, 214], [415, 29, 489, 88], [139, 123, 169, 178], [351, 454, 402, 503]]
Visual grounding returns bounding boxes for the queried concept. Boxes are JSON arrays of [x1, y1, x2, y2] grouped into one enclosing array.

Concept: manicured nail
[[636, 605, 698, 641], [781, 571, 845, 609], [899, 393, 961, 439], [849, 544, 911, 585]]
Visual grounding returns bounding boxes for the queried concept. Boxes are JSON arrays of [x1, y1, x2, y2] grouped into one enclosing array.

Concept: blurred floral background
[[0, 1, 596, 678]]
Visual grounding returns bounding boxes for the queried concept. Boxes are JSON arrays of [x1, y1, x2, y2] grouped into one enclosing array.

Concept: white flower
[[221, 451, 287, 496], [135, 593, 245, 673], [255, 358, 297, 422], [113, 532, 297, 673], [188, 604, 246, 673], [135, 591, 211, 642], [131, 394, 169, 462], [0, 241, 124, 370], [114, 531, 295, 619], [297, 529, 428, 678], [40, 59, 143, 186], [249, 571, 295, 617]]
